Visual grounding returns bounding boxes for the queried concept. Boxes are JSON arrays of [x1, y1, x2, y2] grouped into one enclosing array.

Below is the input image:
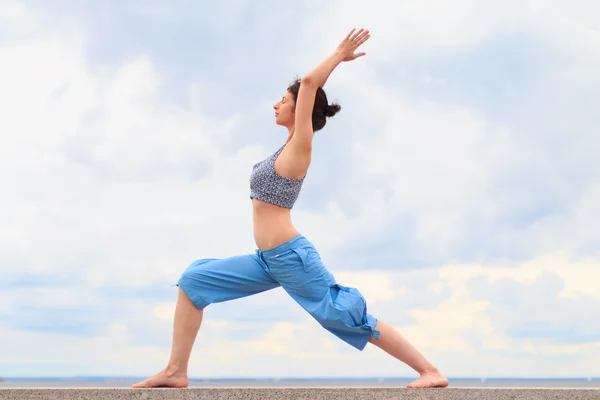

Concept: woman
[[133, 28, 448, 389]]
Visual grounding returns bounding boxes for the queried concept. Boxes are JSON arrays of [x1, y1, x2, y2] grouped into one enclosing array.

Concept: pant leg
[[177, 253, 280, 310], [265, 240, 380, 351]]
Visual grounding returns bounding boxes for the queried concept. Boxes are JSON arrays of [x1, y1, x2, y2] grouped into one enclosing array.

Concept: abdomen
[[252, 199, 299, 250]]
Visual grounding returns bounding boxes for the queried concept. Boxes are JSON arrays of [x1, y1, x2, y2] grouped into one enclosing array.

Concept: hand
[[334, 28, 370, 62]]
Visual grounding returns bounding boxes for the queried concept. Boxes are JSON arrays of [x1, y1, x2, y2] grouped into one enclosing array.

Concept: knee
[[180, 258, 217, 280], [312, 284, 380, 350], [178, 258, 215, 286], [178, 267, 195, 286], [309, 284, 368, 330], [177, 258, 217, 309], [329, 284, 367, 327]]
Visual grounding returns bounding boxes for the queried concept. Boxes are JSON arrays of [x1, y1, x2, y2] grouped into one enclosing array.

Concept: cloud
[[384, 254, 600, 377], [468, 263, 600, 345], [1, 0, 599, 379], [286, 1, 600, 269], [0, 7, 260, 288]]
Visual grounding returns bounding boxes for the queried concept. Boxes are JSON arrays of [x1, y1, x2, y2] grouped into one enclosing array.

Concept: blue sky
[[1, 0, 599, 378]]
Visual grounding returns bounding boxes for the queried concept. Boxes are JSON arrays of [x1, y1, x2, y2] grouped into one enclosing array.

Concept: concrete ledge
[[1, 388, 600, 400]]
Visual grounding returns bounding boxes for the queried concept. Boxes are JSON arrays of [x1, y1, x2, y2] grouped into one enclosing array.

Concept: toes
[[132, 379, 154, 388], [406, 379, 435, 388]]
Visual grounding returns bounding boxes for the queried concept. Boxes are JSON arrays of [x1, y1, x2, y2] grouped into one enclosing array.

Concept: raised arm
[[290, 28, 371, 152], [307, 28, 371, 88]]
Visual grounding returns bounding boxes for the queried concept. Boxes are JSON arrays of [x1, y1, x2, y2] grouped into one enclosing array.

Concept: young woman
[[133, 28, 448, 389]]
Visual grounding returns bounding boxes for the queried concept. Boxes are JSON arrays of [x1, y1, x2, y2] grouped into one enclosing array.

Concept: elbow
[[300, 76, 318, 88]]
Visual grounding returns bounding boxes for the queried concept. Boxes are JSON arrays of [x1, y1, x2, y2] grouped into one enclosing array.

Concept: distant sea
[[1, 377, 599, 389]]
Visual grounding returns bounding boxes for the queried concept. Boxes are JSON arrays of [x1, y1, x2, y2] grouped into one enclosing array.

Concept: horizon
[[2, 376, 599, 380]]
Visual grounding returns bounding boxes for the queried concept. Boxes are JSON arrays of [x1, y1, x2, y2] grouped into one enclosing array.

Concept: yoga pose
[[133, 28, 448, 389]]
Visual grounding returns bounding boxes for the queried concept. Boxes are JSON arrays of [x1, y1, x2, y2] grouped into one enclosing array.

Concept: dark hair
[[287, 78, 341, 132]]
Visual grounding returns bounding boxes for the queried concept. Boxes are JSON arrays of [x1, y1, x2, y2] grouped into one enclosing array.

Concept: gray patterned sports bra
[[249, 144, 305, 209]]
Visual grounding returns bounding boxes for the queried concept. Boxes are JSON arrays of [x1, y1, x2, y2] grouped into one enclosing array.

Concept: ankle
[[165, 364, 186, 377], [417, 365, 439, 375]]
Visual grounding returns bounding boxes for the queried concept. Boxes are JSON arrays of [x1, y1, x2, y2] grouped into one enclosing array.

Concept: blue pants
[[177, 234, 380, 351]]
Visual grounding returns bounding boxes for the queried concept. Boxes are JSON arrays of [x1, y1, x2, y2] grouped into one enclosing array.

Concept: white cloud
[[291, 0, 600, 267], [2, 254, 600, 377], [0, 0, 38, 36], [304, 0, 600, 60], [1, 0, 599, 380], [0, 5, 265, 289]]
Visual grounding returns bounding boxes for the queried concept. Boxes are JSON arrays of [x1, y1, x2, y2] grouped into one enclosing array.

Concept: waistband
[[257, 234, 310, 258]]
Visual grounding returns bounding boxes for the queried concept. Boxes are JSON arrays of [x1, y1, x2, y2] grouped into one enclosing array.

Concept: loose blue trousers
[[177, 234, 380, 350]]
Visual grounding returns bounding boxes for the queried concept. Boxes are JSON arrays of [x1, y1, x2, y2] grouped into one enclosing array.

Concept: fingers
[[356, 33, 370, 47], [350, 28, 364, 41], [351, 28, 368, 41], [348, 28, 370, 47], [349, 52, 366, 61], [341, 28, 370, 61]]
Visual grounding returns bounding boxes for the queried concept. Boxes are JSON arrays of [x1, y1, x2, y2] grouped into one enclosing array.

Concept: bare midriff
[[252, 198, 299, 250]]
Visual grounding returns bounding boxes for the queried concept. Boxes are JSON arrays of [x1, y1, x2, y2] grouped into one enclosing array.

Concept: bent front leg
[[272, 244, 380, 350]]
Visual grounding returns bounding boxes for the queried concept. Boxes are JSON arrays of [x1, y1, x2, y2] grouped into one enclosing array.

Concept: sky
[[1, 0, 599, 379]]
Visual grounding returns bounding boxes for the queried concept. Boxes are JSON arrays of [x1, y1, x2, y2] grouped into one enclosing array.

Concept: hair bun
[[325, 103, 341, 118]]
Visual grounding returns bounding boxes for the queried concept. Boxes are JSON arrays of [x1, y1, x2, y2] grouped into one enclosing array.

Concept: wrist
[[330, 52, 344, 64]]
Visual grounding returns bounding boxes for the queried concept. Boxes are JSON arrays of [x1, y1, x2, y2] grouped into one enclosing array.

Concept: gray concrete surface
[[1, 388, 600, 400]]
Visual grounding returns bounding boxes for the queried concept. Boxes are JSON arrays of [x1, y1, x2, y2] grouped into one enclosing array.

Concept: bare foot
[[406, 370, 449, 388], [131, 368, 188, 388]]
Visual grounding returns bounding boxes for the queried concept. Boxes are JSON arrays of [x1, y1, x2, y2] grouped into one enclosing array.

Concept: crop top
[[249, 144, 305, 209]]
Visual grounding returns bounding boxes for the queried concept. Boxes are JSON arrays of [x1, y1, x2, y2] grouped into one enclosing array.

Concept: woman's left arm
[[303, 28, 371, 88], [291, 28, 371, 152]]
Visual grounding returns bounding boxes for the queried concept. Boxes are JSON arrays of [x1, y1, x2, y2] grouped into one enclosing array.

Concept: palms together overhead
[[336, 28, 371, 62]]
